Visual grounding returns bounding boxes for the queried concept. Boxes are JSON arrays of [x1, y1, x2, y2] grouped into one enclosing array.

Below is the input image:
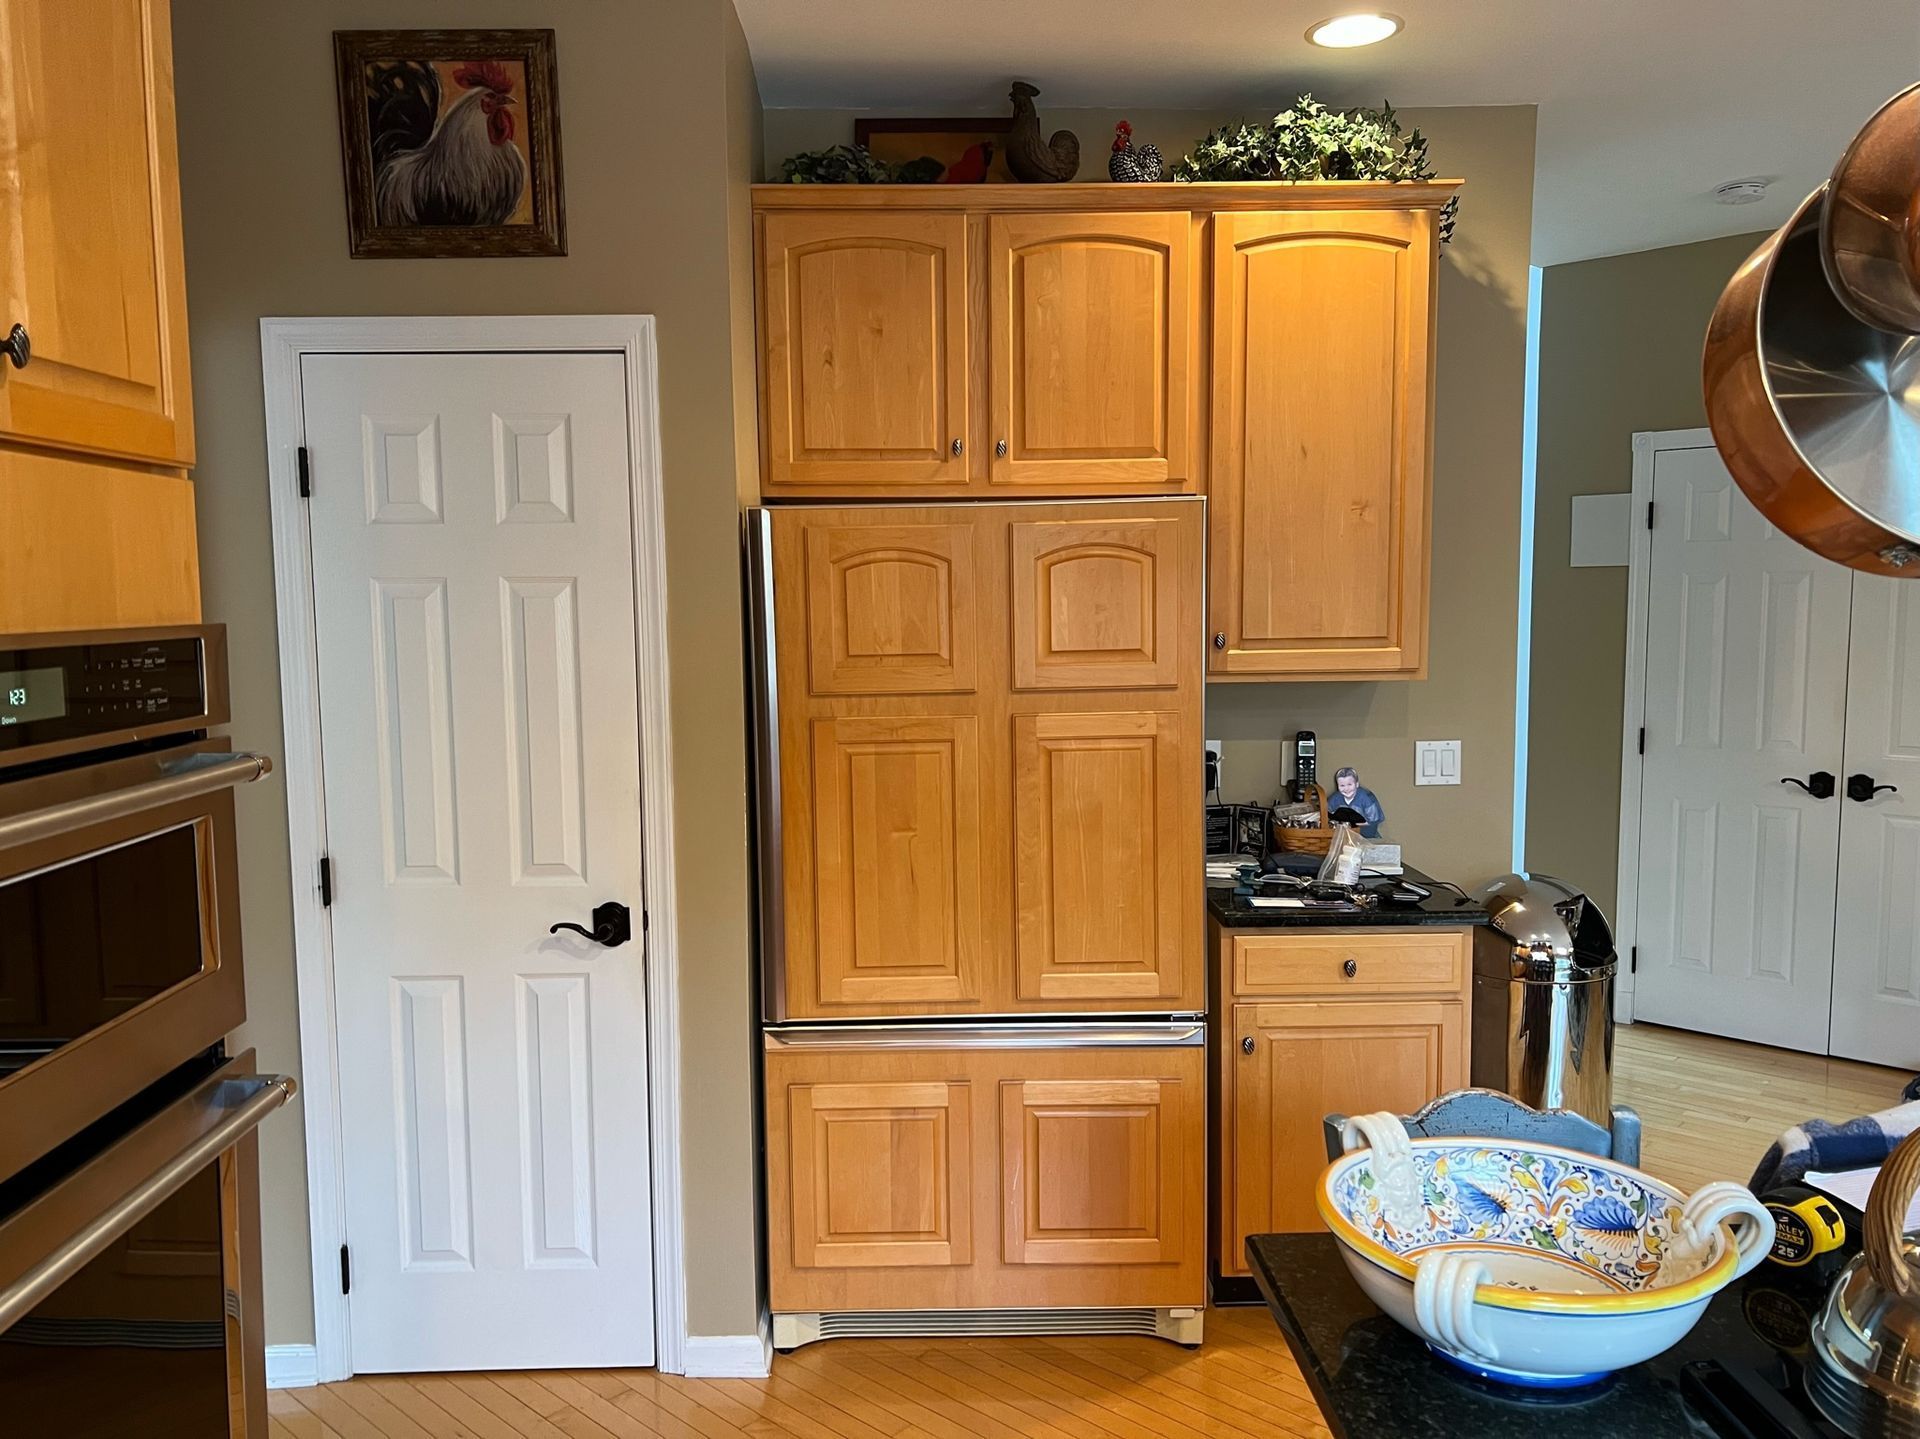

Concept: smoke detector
[[1713, 178, 1772, 205]]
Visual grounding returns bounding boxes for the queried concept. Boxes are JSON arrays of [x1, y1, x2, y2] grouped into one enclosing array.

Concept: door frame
[[260, 316, 688, 1380], [1613, 427, 1718, 1026]]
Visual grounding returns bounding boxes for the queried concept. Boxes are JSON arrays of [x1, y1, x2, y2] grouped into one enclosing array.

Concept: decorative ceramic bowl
[[1317, 1113, 1775, 1387]]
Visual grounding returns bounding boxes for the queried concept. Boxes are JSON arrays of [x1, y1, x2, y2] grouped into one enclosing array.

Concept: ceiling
[[733, 0, 1920, 265]]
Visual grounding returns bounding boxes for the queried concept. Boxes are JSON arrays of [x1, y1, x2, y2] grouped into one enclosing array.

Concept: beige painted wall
[[763, 105, 1538, 886], [172, 0, 764, 1345], [1523, 231, 1768, 918]]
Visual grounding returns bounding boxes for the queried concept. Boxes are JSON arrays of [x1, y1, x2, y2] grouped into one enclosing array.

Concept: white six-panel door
[[1633, 444, 1852, 1051], [1831, 577, 1920, 1068], [302, 351, 655, 1372]]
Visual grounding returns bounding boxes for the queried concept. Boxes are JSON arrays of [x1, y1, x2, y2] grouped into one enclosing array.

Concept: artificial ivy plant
[[777, 144, 943, 185], [1174, 96, 1458, 241]]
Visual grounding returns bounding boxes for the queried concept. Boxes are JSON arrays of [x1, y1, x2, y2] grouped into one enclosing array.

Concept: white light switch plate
[[1415, 739, 1461, 786]]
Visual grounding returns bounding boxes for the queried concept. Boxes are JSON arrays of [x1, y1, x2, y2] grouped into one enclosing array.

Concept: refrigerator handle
[[763, 1021, 1207, 1050], [746, 509, 787, 1024]]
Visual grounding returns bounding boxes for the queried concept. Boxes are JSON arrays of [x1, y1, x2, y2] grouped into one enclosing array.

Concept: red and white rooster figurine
[[369, 59, 527, 227], [1108, 121, 1162, 183]]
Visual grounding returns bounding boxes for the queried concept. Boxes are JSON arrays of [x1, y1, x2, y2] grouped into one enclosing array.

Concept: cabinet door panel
[[1009, 516, 1191, 690], [1230, 1000, 1463, 1262], [809, 716, 983, 1007], [762, 212, 968, 490], [1013, 711, 1191, 1002], [989, 213, 1191, 491], [804, 522, 978, 695], [1000, 1076, 1191, 1266], [788, 1079, 972, 1268], [0, 0, 193, 464], [1211, 210, 1434, 677]]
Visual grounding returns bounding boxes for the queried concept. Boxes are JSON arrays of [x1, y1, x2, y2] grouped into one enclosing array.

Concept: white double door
[[1635, 441, 1920, 1068], [303, 350, 655, 1371]]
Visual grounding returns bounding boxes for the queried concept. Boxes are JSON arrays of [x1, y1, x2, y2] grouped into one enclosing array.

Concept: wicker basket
[[1271, 784, 1335, 855]]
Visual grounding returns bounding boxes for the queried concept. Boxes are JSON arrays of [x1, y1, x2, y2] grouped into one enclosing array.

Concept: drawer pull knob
[[1241, 1035, 1255, 1056], [1343, 957, 1359, 978]]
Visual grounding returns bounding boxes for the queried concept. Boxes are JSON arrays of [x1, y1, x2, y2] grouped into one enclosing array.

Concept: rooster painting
[[368, 59, 527, 227], [334, 29, 566, 257]]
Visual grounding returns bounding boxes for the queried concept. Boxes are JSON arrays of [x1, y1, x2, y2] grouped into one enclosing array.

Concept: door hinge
[[339, 1244, 351, 1295], [1646, 500, 1655, 530], [1630, 944, 1638, 975], [642, 909, 649, 935], [1638, 727, 1646, 755], [318, 855, 333, 909], [297, 446, 312, 498]]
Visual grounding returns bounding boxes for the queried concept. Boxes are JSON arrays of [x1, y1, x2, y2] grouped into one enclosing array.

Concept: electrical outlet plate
[[1204, 739, 1223, 793], [1415, 739, 1461, 786]]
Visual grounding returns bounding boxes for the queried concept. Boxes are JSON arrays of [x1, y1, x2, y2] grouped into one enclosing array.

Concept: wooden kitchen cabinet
[[763, 499, 1203, 1019], [0, 0, 195, 467], [1210, 921, 1472, 1280], [1209, 208, 1440, 679], [764, 1035, 1205, 1316]]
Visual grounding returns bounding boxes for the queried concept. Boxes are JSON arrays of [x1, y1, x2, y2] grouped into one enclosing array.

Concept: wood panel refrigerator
[[750, 498, 1208, 1348]]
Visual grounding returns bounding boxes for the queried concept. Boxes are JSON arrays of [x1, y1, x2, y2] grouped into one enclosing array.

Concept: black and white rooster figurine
[[1108, 121, 1162, 183]]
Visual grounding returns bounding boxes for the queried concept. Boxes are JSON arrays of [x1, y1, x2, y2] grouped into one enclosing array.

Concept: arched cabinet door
[[1210, 208, 1438, 678], [761, 212, 970, 492], [988, 212, 1192, 491]]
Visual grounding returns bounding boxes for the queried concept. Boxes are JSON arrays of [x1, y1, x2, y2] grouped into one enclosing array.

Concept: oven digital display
[[0, 667, 65, 727]]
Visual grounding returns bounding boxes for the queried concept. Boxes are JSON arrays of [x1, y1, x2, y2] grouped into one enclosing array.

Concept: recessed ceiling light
[[1306, 12, 1404, 47]]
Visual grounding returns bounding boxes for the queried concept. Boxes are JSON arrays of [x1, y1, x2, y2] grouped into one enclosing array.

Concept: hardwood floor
[[278, 1023, 1912, 1439]]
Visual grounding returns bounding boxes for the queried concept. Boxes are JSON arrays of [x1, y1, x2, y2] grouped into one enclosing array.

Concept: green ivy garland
[[1174, 96, 1458, 241], [777, 144, 944, 186]]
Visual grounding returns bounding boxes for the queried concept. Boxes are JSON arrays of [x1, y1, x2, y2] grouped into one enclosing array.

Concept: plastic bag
[[1315, 822, 1366, 886]]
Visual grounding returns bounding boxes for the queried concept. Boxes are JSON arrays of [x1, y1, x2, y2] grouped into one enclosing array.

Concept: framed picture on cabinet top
[[334, 28, 566, 258]]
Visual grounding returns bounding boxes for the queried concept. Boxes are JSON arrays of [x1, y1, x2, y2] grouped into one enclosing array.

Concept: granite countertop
[[1207, 864, 1491, 929], [1246, 1232, 1847, 1438]]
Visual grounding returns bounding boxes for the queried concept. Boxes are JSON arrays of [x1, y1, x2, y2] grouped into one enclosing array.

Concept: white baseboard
[[266, 1344, 320, 1390], [679, 1321, 772, 1378]]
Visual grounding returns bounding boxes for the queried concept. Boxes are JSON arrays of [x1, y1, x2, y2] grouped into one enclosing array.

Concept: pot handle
[[1866, 1128, 1920, 1300], [1678, 1181, 1776, 1280], [1340, 1112, 1423, 1232], [1413, 1252, 1499, 1365]]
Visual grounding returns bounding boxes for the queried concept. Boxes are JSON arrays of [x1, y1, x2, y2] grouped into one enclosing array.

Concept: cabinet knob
[[995, 439, 1008, 458], [1241, 1035, 1255, 1056], [1343, 957, 1359, 978], [951, 438, 963, 457], [1212, 633, 1227, 650], [2, 323, 28, 370]]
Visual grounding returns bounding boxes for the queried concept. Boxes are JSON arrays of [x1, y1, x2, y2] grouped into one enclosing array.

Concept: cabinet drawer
[[1231, 930, 1467, 998]]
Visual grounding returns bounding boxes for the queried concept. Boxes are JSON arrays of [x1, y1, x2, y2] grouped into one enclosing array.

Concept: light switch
[[1415, 739, 1461, 786]]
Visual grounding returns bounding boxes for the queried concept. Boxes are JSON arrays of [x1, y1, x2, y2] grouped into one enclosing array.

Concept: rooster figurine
[[1108, 122, 1162, 183], [1006, 82, 1080, 183], [368, 58, 528, 227]]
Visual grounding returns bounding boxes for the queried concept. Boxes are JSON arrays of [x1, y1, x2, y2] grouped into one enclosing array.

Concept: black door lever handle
[[1846, 773, 1899, 802], [1781, 771, 1836, 799], [548, 901, 632, 947]]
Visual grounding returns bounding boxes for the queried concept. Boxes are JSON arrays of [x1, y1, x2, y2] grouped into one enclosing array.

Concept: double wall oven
[[0, 627, 292, 1435]]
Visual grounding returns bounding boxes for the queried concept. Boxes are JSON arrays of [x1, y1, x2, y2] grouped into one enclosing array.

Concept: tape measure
[[1762, 1186, 1847, 1268]]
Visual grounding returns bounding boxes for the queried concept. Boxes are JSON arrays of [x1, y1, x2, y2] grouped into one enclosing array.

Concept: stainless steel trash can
[[1469, 873, 1616, 1128]]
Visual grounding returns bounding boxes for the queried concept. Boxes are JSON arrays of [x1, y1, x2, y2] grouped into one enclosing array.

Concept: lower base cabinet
[[764, 1034, 1206, 1314]]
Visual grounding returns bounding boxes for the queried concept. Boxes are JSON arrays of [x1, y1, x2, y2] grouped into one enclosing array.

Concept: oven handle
[[0, 1072, 295, 1334], [0, 750, 273, 850]]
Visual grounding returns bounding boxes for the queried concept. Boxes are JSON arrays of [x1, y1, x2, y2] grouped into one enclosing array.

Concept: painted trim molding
[[260, 316, 689, 1379], [681, 1320, 774, 1379], [1614, 427, 1717, 1027], [266, 1345, 320, 1391]]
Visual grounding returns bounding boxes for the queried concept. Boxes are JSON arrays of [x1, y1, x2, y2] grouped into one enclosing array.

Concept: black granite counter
[[1206, 865, 1490, 929], [1247, 1232, 1848, 1438]]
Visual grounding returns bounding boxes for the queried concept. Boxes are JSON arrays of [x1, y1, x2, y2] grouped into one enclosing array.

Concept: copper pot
[[1822, 81, 1920, 334], [1703, 185, 1920, 575]]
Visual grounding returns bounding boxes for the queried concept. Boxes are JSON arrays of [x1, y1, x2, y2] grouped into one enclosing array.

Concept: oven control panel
[[0, 628, 223, 763]]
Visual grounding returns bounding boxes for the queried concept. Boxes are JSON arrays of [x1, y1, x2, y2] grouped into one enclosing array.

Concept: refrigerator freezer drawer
[[764, 1034, 1205, 1314]]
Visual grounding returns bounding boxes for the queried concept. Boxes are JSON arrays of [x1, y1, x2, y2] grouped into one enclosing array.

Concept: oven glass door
[[0, 822, 215, 1079]]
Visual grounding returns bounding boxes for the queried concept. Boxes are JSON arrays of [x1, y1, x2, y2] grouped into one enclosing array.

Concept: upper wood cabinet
[[1210, 209, 1438, 678], [762, 498, 1203, 1019], [760, 211, 970, 491], [0, 0, 195, 467], [987, 213, 1191, 492]]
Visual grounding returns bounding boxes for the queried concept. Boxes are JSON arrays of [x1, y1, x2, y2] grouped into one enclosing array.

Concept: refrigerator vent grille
[[814, 1307, 1165, 1340]]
